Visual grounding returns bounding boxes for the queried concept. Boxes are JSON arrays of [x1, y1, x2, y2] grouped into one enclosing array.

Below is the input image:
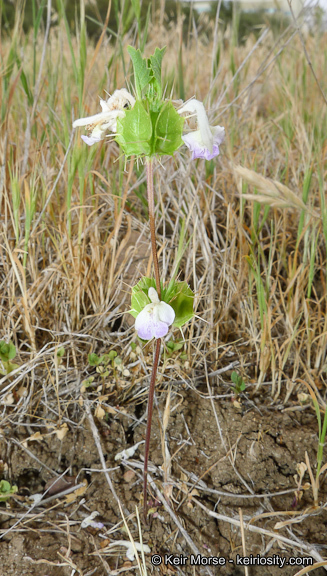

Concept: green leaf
[[154, 101, 184, 156], [81, 376, 95, 388], [88, 353, 104, 366], [231, 371, 246, 393], [167, 282, 194, 329], [130, 277, 156, 318], [127, 46, 151, 100], [0, 480, 12, 494], [5, 362, 20, 374], [56, 347, 65, 358], [231, 371, 239, 385], [131, 0, 141, 20], [148, 46, 166, 99], [116, 101, 152, 157], [0, 480, 18, 501], [20, 69, 33, 106], [166, 340, 184, 352], [0, 341, 16, 362]]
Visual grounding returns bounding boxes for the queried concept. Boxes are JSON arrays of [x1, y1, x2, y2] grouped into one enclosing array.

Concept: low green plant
[[0, 480, 18, 502], [301, 381, 327, 506], [230, 371, 246, 395], [88, 349, 123, 388], [166, 339, 184, 357], [0, 341, 19, 375]]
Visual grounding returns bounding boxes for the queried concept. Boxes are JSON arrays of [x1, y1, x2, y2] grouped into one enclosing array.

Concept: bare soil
[[1, 371, 326, 576]]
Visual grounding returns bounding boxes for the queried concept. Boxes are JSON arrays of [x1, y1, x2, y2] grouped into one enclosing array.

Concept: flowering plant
[[73, 45, 224, 520]]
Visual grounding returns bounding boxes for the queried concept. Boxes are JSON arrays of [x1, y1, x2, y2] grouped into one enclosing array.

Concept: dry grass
[[0, 2, 327, 575]]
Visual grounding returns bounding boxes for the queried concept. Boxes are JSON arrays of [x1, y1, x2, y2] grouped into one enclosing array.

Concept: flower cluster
[[73, 47, 224, 162]]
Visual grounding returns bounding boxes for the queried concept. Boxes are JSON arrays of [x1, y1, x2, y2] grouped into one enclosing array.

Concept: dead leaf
[[28, 431, 43, 442], [64, 480, 88, 503], [55, 423, 69, 441], [95, 404, 105, 419], [1, 393, 15, 406], [106, 406, 117, 415]]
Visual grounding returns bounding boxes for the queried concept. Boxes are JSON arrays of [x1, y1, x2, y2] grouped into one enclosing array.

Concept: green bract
[[130, 277, 194, 330], [116, 101, 152, 156], [115, 47, 184, 158]]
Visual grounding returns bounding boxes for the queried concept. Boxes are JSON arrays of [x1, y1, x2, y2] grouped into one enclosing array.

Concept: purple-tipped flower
[[178, 99, 225, 160], [73, 88, 135, 146], [135, 287, 175, 340]]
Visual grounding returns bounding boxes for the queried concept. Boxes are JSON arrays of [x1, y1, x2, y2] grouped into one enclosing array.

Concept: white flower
[[135, 287, 175, 340], [177, 99, 225, 160], [73, 88, 135, 146], [81, 511, 104, 530], [114, 440, 145, 461], [107, 540, 151, 562]]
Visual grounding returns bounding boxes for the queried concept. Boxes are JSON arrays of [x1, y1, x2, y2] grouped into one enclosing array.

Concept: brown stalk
[[146, 157, 161, 299], [143, 157, 162, 522], [143, 337, 161, 521]]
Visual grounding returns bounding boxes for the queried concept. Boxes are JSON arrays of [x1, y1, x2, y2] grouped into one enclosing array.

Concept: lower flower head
[[135, 287, 175, 340]]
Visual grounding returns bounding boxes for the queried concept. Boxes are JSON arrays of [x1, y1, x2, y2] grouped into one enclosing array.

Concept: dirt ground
[[1, 368, 326, 576]]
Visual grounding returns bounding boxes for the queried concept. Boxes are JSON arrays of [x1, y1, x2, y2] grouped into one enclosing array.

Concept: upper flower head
[[135, 287, 175, 340], [177, 99, 225, 160], [73, 88, 136, 146]]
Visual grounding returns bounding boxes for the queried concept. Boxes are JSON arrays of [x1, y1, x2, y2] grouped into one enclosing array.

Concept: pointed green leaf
[[131, 0, 141, 20], [231, 371, 239, 385], [127, 46, 151, 99], [88, 353, 103, 366], [148, 46, 166, 99]]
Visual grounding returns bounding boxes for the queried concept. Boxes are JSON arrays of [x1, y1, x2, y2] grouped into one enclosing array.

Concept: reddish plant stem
[[143, 337, 161, 521], [146, 157, 161, 298], [143, 157, 162, 521]]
